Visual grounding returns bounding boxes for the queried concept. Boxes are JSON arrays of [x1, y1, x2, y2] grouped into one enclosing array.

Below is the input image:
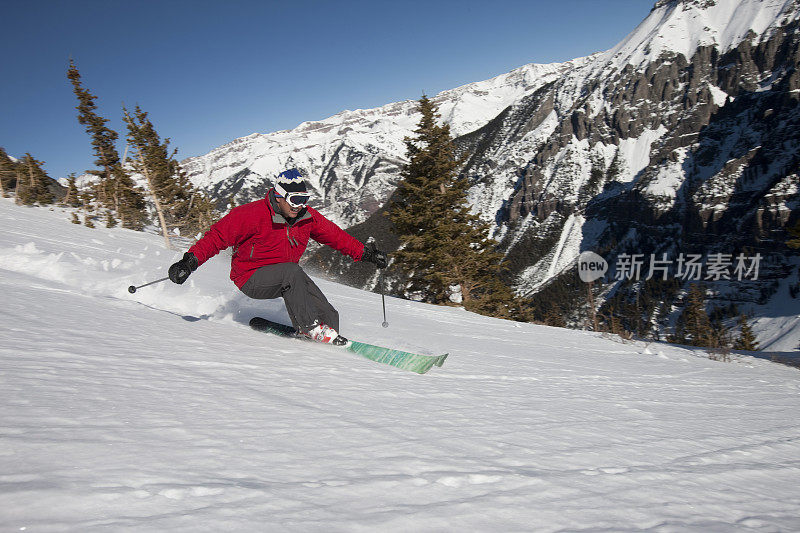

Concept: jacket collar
[[268, 188, 312, 226]]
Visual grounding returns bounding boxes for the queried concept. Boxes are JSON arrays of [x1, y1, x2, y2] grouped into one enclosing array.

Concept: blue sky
[[1, 0, 653, 179]]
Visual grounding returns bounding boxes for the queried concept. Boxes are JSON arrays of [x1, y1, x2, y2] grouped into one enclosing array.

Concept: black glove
[[168, 252, 199, 284], [362, 242, 388, 269]]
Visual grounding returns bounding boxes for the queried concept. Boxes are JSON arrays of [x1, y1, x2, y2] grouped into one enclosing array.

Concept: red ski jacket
[[188, 189, 365, 288]]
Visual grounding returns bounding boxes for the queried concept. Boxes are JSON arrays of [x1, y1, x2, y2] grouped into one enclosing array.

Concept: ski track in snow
[[1, 199, 800, 532]]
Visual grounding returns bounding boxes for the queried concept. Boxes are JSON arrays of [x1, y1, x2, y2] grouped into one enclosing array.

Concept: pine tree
[[580, 155, 606, 203], [733, 314, 759, 351], [104, 210, 118, 228], [62, 174, 82, 208], [123, 105, 217, 245], [182, 190, 218, 237], [788, 218, 800, 249], [0, 147, 18, 198], [673, 284, 712, 346], [67, 60, 118, 206], [79, 182, 96, 214], [707, 317, 731, 350], [16, 153, 54, 205], [545, 305, 567, 328], [67, 60, 146, 229], [389, 95, 453, 302], [606, 152, 623, 182], [113, 164, 147, 230], [389, 95, 527, 319]]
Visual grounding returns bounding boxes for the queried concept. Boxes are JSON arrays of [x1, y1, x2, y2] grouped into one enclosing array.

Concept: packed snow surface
[[2, 199, 800, 531]]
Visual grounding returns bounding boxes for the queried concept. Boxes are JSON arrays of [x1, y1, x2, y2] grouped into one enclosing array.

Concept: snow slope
[[2, 199, 800, 531]]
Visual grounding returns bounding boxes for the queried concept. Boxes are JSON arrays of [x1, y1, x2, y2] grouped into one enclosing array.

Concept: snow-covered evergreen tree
[[734, 314, 760, 351], [390, 96, 527, 319], [16, 153, 54, 206], [67, 61, 146, 230], [123, 105, 217, 245]]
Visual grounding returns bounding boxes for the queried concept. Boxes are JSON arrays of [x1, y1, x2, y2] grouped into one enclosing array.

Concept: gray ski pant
[[240, 262, 339, 333]]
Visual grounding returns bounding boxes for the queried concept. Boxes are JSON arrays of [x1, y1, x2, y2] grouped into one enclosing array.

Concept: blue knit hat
[[274, 168, 308, 196]]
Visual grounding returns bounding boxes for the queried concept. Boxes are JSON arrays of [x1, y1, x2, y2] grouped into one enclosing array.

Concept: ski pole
[[380, 269, 389, 328], [127, 276, 170, 294]]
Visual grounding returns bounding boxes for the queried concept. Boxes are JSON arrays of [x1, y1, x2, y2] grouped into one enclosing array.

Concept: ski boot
[[304, 322, 349, 346]]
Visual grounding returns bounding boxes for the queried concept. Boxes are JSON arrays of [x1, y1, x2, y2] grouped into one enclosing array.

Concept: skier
[[167, 168, 387, 345]]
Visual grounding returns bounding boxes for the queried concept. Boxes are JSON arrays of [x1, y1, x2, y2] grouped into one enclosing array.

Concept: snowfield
[[1, 198, 800, 532]]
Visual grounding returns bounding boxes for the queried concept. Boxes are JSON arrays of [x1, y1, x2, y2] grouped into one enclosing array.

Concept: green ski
[[249, 317, 448, 374]]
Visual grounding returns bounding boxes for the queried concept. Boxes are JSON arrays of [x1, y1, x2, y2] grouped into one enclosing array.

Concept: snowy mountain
[[3, 195, 800, 531], [455, 0, 800, 326], [180, 57, 594, 227]]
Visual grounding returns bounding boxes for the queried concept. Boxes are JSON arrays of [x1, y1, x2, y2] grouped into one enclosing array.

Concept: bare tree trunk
[[27, 159, 35, 188], [137, 149, 171, 249], [587, 281, 599, 332], [114, 174, 121, 212], [116, 144, 127, 223], [21, 160, 36, 204], [14, 170, 21, 203], [99, 160, 109, 207]]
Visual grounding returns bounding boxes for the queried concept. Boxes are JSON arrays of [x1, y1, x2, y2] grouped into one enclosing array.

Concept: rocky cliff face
[[460, 0, 800, 297], [464, 1, 800, 314]]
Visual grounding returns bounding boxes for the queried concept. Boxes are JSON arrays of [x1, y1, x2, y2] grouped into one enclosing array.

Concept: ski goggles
[[274, 186, 310, 208], [280, 192, 310, 208]]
